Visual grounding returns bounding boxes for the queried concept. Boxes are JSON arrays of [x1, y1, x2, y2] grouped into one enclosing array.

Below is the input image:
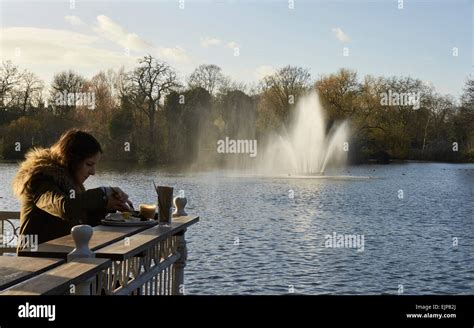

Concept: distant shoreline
[[1, 159, 473, 167]]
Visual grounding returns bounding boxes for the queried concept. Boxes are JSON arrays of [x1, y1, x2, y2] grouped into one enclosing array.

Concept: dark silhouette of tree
[[18, 71, 44, 114], [49, 70, 86, 115], [163, 87, 213, 163], [129, 55, 179, 148], [218, 90, 256, 139], [0, 60, 473, 164], [315, 68, 360, 121], [188, 64, 226, 96], [259, 65, 311, 130], [0, 61, 21, 109]]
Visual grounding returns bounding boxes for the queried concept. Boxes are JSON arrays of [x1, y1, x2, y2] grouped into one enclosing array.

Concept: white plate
[[102, 213, 157, 226]]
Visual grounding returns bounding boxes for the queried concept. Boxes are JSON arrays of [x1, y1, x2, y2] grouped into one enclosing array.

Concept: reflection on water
[[1, 162, 473, 294]]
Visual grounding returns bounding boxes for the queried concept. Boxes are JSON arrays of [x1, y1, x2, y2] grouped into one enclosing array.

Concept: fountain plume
[[259, 92, 350, 175]]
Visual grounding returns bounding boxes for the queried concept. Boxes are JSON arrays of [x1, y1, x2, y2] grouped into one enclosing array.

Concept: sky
[[0, 0, 472, 98]]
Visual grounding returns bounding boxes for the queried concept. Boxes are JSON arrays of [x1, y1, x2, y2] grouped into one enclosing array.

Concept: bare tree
[[18, 71, 44, 113], [315, 68, 360, 119], [218, 76, 248, 95], [259, 65, 311, 129], [188, 64, 225, 96], [459, 77, 474, 153], [461, 77, 474, 110], [116, 66, 131, 99], [129, 55, 179, 144], [89, 70, 119, 113], [49, 70, 86, 115], [0, 60, 22, 108], [72, 69, 120, 136]]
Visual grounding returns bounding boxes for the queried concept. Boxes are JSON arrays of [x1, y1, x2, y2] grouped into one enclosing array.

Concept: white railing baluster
[[97, 231, 191, 295]]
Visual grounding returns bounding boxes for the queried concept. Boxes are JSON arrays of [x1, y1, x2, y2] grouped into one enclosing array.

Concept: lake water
[[1, 162, 473, 295]]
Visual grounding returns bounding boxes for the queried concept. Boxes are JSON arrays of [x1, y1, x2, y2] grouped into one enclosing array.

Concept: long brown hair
[[50, 129, 102, 177]]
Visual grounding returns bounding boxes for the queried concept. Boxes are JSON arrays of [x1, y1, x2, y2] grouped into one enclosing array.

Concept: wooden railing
[[94, 224, 193, 295], [1, 257, 112, 295], [1, 214, 199, 295]]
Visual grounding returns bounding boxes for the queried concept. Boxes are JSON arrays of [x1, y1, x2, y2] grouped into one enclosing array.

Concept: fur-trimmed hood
[[12, 147, 85, 198]]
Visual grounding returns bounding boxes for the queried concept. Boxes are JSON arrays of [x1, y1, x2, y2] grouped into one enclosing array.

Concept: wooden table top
[[96, 215, 200, 261], [17, 222, 158, 259], [18, 215, 199, 260], [0, 256, 64, 291], [0, 258, 111, 295]]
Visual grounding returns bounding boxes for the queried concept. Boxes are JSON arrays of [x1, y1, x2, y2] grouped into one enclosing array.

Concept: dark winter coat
[[12, 148, 108, 249]]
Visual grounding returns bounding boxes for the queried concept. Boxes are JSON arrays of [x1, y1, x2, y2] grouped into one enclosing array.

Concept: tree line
[[0, 56, 472, 166]]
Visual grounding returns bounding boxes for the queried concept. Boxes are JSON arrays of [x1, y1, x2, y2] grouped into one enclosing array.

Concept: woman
[[13, 129, 132, 248]]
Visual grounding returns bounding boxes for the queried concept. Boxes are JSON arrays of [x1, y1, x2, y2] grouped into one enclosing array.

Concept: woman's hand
[[111, 187, 129, 203], [105, 187, 132, 212], [106, 196, 131, 212]]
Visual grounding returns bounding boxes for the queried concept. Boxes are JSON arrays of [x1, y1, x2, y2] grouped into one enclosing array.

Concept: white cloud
[[331, 27, 350, 43], [0, 27, 137, 83], [255, 65, 276, 80], [200, 37, 221, 48], [158, 46, 191, 65], [64, 15, 87, 27], [226, 41, 239, 49], [2, 27, 99, 47], [94, 15, 152, 50], [199, 37, 240, 53], [0, 18, 195, 84]]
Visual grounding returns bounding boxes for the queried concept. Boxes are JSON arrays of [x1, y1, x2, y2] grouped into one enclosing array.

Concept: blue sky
[[0, 0, 471, 97]]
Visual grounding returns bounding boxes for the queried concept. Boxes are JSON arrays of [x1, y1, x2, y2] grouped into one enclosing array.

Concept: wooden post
[[172, 230, 187, 295]]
